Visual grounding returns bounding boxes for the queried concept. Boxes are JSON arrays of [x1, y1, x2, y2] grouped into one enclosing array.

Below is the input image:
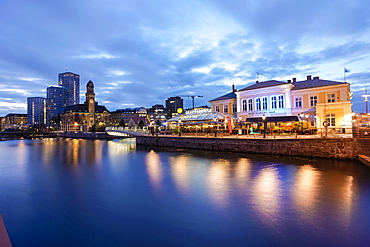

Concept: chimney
[[287, 79, 291, 83], [232, 85, 236, 92], [307, 75, 312, 80], [256, 80, 259, 84], [313, 76, 319, 80], [292, 78, 296, 82]]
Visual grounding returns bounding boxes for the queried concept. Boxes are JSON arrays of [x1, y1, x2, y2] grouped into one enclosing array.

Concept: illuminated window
[[326, 114, 336, 126]]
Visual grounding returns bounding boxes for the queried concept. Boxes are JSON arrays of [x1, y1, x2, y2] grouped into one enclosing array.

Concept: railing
[[105, 126, 149, 136]]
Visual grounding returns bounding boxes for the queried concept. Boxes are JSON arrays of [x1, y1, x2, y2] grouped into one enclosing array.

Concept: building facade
[[60, 81, 110, 132], [210, 75, 352, 133], [166, 96, 183, 118], [110, 107, 148, 126], [27, 97, 49, 125], [58, 72, 80, 106], [47, 86, 65, 121], [2, 113, 28, 130]]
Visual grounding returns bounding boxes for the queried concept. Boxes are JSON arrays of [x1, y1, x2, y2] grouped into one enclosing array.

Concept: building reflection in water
[[251, 166, 281, 225], [145, 150, 163, 191], [169, 155, 190, 195], [207, 159, 232, 208]]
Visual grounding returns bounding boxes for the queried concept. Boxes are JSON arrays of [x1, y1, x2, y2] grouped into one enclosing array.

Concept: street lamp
[[238, 116, 242, 135], [262, 114, 266, 138], [305, 114, 309, 132]]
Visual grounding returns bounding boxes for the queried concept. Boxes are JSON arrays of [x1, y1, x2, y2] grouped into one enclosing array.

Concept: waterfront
[[0, 138, 370, 246]]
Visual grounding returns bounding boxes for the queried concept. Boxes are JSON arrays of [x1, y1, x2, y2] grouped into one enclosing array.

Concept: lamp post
[[238, 116, 242, 135], [262, 114, 266, 138], [305, 114, 309, 133]]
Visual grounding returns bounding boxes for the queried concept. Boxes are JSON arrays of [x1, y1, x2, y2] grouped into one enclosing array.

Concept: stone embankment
[[136, 136, 370, 160]]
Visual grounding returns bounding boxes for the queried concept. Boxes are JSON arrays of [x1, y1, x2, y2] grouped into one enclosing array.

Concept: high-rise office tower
[[47, 86, 65, 120], [27, 97, 49, 125], [58, 72, 80, 106]]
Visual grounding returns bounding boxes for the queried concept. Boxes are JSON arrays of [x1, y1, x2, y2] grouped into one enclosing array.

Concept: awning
[[246, 116, 299, 123]]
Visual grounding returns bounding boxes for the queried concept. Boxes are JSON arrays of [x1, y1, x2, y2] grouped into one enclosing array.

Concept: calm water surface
[[0, 138, 370, 246]]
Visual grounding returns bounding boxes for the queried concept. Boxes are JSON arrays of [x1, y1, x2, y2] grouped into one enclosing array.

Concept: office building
[[47, 86, 65, 121], [58, 72, 80, 106], [27, 97, 49, 125], [166, 96, 183, 118]]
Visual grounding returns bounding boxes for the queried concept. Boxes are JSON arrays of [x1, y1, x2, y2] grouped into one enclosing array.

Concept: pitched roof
[[292, 78, 348, 90], [63, 104, 109, 113], [209, 92, 236, 102], [239, 80, 289, 91]]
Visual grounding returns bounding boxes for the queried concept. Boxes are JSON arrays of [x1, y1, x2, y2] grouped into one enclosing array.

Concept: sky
[[1, 0, 370, 116]]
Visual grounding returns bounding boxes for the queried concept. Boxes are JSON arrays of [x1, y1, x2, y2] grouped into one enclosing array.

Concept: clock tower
[[85, 80, 96, 114]]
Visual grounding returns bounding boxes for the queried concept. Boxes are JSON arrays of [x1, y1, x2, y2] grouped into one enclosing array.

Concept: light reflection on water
[[0, 138, 369, 246]]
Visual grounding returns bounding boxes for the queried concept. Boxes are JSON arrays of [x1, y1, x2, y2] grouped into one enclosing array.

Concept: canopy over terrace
[[166, 108, 230, 128]]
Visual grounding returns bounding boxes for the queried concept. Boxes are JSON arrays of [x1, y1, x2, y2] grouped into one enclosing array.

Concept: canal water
[[0, 138, 370, 247]]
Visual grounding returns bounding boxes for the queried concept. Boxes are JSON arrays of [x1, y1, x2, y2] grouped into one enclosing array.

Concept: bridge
[[105, 126, 150, 137]]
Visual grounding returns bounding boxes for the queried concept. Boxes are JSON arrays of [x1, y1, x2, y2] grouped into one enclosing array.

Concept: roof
[[246, 116, 299, 123], [292, 78, 347, 90], [129, 117, 149, 124], [63, 104, 109, 113], [239, 80, 289, 91], [209, 91, 236, 102]]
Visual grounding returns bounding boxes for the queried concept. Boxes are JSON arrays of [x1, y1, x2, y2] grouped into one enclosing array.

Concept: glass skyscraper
[[27, 97, 49, 125], [47, 86, 65, 121], [58, 72, 80, 106]]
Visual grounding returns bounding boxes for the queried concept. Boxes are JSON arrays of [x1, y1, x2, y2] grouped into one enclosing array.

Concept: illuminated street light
[[262, 114, 266, 138]]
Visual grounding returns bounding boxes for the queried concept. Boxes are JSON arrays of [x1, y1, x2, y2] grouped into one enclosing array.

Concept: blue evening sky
[[1, 0, 370, 115]]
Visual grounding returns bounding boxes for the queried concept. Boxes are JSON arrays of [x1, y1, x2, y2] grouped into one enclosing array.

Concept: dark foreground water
[[1, 138, 370, 246]]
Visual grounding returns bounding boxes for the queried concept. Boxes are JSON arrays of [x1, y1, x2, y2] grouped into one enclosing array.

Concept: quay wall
[[136, 136, 370, 159]]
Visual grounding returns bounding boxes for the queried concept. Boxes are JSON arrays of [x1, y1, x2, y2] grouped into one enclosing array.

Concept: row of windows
[[214, 104, 237, 113], [242, 96, 284, 111], [294, 94, 336, 108]]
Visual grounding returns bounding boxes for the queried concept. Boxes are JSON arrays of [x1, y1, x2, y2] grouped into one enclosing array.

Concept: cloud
[[0, 0, 370, 115]]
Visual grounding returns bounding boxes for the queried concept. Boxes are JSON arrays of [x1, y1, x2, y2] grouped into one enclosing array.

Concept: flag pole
[[344, 67, 346, 82]]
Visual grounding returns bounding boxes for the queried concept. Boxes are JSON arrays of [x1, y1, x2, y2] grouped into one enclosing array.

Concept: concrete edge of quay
[[358, 155, 370, 168], [136, 136, 370, 161]]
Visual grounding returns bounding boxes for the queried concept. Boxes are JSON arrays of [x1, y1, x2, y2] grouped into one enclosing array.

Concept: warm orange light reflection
[[207, 159, 231, 208], [235, 158, 252, 189], [170, 155, 190, 194], [293, 165, 320, 213], [252, 167, 281, 220], [145, 150, 162, 190]]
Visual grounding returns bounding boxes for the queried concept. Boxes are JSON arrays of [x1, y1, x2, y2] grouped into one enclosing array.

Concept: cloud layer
[[1, 0, 370, 115]]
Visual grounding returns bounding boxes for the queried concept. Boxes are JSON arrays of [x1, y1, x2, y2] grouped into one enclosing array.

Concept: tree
[[138, 120, 145, 128]]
